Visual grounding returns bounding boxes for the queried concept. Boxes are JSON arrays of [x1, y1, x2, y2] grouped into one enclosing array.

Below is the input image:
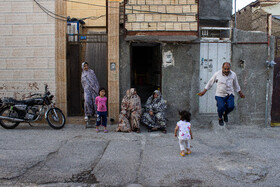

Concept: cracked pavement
[[0, 121, 280, 186]]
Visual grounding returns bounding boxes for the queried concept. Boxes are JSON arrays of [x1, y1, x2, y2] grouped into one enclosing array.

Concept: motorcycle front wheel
[[46, 107, 65, 129], [0, 107, 20, 129]]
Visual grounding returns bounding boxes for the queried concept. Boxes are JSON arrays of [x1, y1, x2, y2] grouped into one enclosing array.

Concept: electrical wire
[[81, 15, 106, 20], [34, 0, 107, 22], [35, 0, 196, 22], [63, 0, 196, 16], [34, 0, 68, 21], [36, 0, 68, 19]]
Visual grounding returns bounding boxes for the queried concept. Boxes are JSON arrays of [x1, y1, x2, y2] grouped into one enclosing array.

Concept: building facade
[[120, 0, 274, 126], [0, 0, 275, 126]]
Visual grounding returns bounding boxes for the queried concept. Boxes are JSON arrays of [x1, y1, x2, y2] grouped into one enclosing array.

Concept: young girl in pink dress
[[95, 88, 108, 133]]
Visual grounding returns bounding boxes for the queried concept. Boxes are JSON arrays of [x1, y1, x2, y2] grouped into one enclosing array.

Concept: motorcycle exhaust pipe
[[0, 116, 25, 122]]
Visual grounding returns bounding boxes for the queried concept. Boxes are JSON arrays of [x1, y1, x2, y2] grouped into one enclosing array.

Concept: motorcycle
[[0, 84, 65, 129]]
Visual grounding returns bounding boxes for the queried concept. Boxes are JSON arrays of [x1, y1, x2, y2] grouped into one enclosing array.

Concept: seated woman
[[116, 88, 141, 133], [141, 90, 167, 133]]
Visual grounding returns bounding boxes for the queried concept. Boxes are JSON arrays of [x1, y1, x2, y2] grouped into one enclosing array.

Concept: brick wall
[[125, 0, 198, 32], [236, 6, 253, 31], [251, 9, 268, 32], [236, 1, 280, 32], [0, 0, 56, 99]]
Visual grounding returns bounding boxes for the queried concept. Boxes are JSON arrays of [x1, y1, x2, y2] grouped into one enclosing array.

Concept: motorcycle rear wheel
[[0, 107, 20, 129], [46, 107, 65, 129]]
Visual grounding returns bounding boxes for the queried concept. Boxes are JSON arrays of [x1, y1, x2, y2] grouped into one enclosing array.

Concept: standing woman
[[81, 62, 100, 120]]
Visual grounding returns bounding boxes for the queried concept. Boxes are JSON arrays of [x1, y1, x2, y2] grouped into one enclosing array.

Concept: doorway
[[131, 43, 162, 104], [66, 43, 82, 116], [66, 33, 107, 116], [271, 57, 280, 126]]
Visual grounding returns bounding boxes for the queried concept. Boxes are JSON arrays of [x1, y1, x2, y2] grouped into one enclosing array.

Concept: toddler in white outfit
[[174, 111, 193, 156]]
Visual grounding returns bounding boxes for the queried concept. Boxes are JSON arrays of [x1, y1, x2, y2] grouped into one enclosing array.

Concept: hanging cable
[[34, 0, 106, 22], [33, 0, 67, 21], [63, 0, 195, 16]]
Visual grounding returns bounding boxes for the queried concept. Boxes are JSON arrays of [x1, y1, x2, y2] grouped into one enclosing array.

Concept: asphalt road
[[0, 120, 280, 186]]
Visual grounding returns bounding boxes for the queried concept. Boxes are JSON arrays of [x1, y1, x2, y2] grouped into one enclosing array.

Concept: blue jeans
[[96, 111, 107, 127], [215, 94, 235, 119]]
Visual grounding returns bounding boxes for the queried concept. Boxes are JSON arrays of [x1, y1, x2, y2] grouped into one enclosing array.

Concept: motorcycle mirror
[[44, 84, 48, 92]]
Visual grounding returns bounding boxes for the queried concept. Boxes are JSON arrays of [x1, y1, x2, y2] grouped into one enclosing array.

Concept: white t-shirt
[[177, 120, 191, 140]]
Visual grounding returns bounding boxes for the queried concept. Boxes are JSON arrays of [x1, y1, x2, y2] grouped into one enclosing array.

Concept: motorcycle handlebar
[[30, 93, 42, 97]]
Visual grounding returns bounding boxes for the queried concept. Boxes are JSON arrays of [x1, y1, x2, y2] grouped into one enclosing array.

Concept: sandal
[[162, 129, 167, 134], [180, 152, 185, 157], [136, 129, 141, 133], [104, 129, 108, 133], [186, 151, 191, 155]]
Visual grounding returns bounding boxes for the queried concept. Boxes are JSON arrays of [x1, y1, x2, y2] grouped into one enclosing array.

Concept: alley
[[0, 122, 280, 186]]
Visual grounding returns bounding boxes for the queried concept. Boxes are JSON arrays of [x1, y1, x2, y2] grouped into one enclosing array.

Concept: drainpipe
[[265, 14, 272, 127], [234, 0, 237, 28]]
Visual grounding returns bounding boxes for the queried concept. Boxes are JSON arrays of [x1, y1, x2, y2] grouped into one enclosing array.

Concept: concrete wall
[[0, 0, 56, 99], [119, 29, 131, 101], [161, 43, 200, 123], [199, 0, 232, 21], [231, 29, 274, 125]]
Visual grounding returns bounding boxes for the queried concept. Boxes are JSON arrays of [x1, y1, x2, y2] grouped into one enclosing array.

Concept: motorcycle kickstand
[[28, 122, 34, 127]]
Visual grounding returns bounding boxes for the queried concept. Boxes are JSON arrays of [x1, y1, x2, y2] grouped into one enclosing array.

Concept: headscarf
[[81, 62, 87, 69], [120, 89, 132, 116], [145, 90, 167, 113], [81, 62, 99, 92], [129, 88, 141, 112]]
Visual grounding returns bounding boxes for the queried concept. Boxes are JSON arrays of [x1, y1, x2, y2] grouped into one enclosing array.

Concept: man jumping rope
[[198, 62, 245, 126]]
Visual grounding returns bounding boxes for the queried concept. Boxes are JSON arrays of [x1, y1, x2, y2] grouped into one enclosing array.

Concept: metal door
[[85, 33, 108, 90], [199, 42, 231, 113], [271, 57, 280, 126], [67, 44, 82, 116]]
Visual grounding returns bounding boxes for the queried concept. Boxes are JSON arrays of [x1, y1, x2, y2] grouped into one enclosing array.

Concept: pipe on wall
[[265, 14, 272, 127]]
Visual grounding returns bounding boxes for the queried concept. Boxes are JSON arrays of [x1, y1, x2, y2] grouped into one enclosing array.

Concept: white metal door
[[199, 42, 231, 114]]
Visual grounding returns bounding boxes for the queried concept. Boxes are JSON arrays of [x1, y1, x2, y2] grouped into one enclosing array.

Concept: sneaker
[[219, 119, 224, 126], [84, 116, 89, 121], [223, 113, 228, 123]]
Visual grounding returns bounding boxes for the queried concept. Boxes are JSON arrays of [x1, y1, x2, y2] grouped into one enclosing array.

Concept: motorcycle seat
[[3, 97, 26, 105]]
